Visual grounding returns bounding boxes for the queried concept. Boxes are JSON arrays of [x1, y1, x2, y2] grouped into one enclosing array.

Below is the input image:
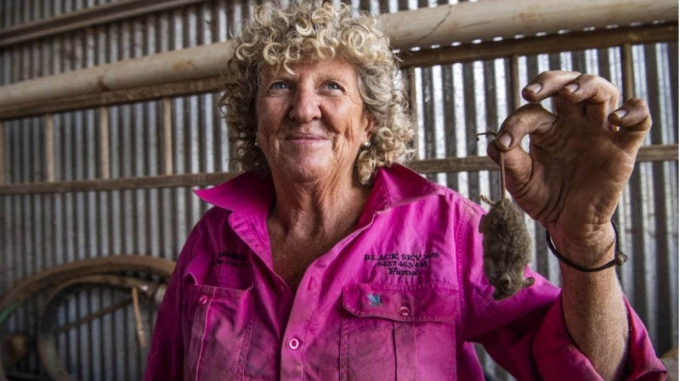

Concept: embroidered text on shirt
[[363, 252, 440, 276], [211, 251, 249, 268]]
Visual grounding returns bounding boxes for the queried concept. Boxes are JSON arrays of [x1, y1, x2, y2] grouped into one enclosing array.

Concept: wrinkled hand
[[488, 71, 652, 267]]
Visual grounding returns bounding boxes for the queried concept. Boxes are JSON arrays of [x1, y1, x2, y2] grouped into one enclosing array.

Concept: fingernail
[[525, 83, 542, 94], [497, 133, 512, 149], [565, 83, 579, 93], [613, 109, 627, 119]]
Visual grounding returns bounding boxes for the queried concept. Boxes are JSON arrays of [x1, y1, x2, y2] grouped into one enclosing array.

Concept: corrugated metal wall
[[1, 0, 123, 29], [0, 0, 677, 380]]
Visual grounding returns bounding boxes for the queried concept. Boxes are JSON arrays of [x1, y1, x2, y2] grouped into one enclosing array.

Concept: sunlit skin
[[254, 58, 374, 293], [488, 71, 653, 381], [255, 58, 373, 186]]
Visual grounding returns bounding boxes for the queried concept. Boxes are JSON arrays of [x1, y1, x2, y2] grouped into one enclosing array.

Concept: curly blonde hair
[[220, 0, 414, 184]]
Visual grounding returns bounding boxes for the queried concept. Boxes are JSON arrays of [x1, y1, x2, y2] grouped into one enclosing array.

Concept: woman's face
[[254, 58, 373, 184]]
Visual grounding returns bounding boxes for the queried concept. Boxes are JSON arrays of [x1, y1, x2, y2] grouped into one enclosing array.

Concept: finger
[[494, 103, 557, 152], [557, 74, 620, 124], [552, 95, 583, 120], [522, 70, 581, 103], [523, 70, 582, 117], [609, 97, 652, 154]]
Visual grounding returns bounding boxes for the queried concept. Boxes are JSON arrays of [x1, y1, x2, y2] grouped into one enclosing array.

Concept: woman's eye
[[326, 82, 342, 91], [271, 82, 289, 90]]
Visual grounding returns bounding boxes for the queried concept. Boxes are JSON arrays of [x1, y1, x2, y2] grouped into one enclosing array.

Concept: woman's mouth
[[286, 134, 328, 143]]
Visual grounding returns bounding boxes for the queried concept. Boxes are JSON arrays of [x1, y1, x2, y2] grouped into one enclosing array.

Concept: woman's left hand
[[488, 70, 652, 266]]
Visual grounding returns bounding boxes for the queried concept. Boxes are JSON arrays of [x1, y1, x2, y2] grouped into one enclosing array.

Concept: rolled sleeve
[[534, 293, 667, 380], [457, 198, 667, 380]]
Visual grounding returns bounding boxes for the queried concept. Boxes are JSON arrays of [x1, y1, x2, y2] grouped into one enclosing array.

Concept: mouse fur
[[479, 197, 535, 300]]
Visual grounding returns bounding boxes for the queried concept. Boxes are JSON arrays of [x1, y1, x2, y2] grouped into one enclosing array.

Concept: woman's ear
[[362, 111, 375, 141]]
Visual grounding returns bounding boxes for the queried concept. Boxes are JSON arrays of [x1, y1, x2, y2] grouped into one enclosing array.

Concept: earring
[[254, 141, 259, 147], [362, 141, 371, 148]]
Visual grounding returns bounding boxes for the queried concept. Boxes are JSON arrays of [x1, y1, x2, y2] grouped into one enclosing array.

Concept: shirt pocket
[[340, 283, 459, 381], [182, 277, 254, 381]]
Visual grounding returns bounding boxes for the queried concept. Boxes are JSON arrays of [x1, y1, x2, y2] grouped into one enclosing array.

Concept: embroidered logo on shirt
[[363, 252, 440, 276], [367, 293, 383, 306], [211, 251, 249, 268]]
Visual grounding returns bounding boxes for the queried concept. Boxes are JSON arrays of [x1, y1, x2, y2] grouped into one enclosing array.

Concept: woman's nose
[[288, 87, 321, 123]]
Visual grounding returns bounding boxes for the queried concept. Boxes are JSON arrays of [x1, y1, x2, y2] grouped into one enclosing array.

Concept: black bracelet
[[546, 221, 628, 273]]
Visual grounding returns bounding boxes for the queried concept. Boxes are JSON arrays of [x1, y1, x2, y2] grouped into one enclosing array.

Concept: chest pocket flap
[[342, 282, 458, 323]]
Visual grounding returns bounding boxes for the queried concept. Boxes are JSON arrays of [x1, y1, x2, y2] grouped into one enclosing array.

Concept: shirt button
[[288, 337, 301, 350], [198, 295, 209, 305], [399, 305, 410, 316]]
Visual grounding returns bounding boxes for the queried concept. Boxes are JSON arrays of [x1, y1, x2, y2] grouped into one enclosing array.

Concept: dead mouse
[[477, 132, 535, 300], [479, 196, 535, 300]]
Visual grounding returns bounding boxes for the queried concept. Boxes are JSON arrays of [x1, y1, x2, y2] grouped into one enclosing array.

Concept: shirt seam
[[194, 287, 216, 381], [455, 196, 471, 340], [239, 301, 255, 380], [381, 178, 392, 209]]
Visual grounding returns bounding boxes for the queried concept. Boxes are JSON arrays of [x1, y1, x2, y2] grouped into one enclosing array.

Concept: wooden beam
[[0, 0, 210, 49], [1, 24, 674, 122], [0, 77, 220, 121], [0, 172, 237, 195], [0, 43, 235, 111], [398, 24, 678, 69], [0, 0, 675, 111], [383, 0, 676, 51], [44, 114, 55, 182], [0, 144, 675, 196], [634, 144, 678, 162]]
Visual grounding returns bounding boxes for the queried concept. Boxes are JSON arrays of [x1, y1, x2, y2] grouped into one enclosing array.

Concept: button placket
[[280, 271, 320, 380]]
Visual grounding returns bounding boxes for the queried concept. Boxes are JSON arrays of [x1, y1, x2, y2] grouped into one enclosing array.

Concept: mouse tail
[[479, 194, 496, 206]]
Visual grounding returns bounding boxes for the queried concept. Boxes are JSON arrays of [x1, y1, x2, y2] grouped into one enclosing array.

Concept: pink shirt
[[145, 164, 666, 380]]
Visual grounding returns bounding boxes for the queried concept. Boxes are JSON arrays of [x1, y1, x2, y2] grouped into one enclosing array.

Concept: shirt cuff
[[532, 292, 667, 380]]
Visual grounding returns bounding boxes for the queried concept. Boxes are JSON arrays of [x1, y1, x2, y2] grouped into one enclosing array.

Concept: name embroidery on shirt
[[363, 252, 440, 276], [211, 251, 249, 268]]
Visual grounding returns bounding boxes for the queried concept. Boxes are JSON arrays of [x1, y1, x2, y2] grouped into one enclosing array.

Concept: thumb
[[487, 138, 533, 195], [487, 104, 556, 194]]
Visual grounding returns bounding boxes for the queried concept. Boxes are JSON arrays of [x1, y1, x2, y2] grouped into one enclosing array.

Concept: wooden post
[[45, 114, 55, 182], [0, 121, 4, 184], [509, 54, 521, 111], [621, 43, 635, 100], [162, 97, 173, 175], [408, 68, 419, 160], [100, 106, 110, 179]]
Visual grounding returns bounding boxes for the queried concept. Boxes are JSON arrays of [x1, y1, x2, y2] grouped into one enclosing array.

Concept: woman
[[145, 2, 666, 380]]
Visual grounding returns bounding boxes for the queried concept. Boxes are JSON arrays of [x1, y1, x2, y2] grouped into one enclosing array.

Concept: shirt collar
[[193, 171, 275, 217], [194, 164, 443, 216]]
